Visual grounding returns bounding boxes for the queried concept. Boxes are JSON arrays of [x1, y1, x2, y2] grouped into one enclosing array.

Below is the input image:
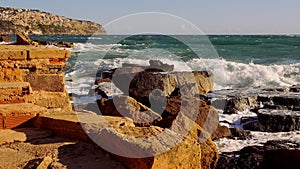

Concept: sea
[[28, 35, 300, 104]]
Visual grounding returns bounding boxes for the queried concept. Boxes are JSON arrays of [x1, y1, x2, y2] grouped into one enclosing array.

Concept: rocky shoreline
[[91, 60, 300, 169], [0, 35, 299, 168]]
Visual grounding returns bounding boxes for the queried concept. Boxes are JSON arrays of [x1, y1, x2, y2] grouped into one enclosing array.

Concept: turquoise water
[[30, 35, 300, 65], [29, 35, 300, 95]]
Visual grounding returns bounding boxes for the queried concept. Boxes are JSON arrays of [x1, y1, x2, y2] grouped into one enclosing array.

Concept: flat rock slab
[[0, 103, 47, 129], [0, 82, 31, 96], [0, 103, 47, 116], [0, 129, 26, 145], [257, 109, 300, 132], [0, 45, 70, 60], [0, 128, 52, 145]]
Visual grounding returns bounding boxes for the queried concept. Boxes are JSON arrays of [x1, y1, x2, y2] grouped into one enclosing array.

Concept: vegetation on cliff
[[0, 6, 106, 35]]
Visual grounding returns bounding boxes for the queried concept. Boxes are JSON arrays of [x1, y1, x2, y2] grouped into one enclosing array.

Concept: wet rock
[[97, 95, 162, 127], [257, 93, 300, 111], [205, 89, 259, 114], [56, 41, 75, 48], [242, 109, 300, 132], [257, 109, 300, 132], [228, 128, 252, 140], [216, 140, 300, 169]]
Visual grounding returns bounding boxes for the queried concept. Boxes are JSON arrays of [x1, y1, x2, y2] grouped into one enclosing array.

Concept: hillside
[[0, 7, 106, 35]]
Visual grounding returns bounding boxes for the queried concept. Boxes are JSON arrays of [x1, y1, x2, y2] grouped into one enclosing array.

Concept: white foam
[[215, 131, 300, 153]]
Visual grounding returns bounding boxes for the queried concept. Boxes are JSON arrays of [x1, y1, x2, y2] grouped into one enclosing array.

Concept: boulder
[[156, 96, 227, 140], [216, 140, 300, 169], [97, 95, 162, 126], [258, 94, 300, 110], [93, 82, 123, 98], [56, 41, 75, 48], [15, 32, 39, 46], [83, 123, 202, 169], [257, 109, 300, 132], [242, 109, 300, 132], [228, 128, 252, 140], [172, 71, 214, 95], [158, 112, 219, 169], [223, 96, 258, 114], [113, 71, 177, 106]]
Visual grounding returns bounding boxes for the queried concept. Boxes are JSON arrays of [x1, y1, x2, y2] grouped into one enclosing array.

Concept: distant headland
[[0, 6, 107, 35]]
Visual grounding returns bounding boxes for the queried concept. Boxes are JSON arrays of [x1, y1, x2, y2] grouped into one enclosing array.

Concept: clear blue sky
[[1, 0, 300, 34]]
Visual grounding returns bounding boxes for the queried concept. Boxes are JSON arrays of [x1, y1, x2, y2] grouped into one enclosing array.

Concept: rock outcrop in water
[[0, 6, 106, 35], [216, 140, 300, 169]]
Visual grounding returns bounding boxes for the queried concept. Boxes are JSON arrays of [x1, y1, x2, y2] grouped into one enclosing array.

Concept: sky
[[1, 0, 300, 34]]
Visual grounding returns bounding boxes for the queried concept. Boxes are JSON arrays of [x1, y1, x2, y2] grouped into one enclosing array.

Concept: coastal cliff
[[0, 6, 106, 35]]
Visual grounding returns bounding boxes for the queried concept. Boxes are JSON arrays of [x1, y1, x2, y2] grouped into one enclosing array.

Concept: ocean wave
[[71, 43, 123, 53], [188, 58, 300, 89], [65, 56, 300, 96]]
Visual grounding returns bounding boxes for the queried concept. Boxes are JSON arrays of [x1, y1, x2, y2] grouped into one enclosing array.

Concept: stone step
[[0, 82, 32, 104], [0, 103, 47, 129]]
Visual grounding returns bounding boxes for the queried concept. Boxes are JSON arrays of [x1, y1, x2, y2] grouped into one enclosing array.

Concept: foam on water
[[65, 55, 300, 97]]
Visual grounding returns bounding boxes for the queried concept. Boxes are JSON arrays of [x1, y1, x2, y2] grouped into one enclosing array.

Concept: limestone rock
[[172, 71, 214, 95], [0, 129, 26, 145], [97, 95, 162, 126], [113, 71, 177, 106], [85, 124, 202, 169], [157, 96, 220, 138], [161, 112, 219, 169], [93, 82, 123, 98]]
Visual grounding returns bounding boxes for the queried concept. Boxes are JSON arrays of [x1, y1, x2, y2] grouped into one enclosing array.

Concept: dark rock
[[0, 35, 11, 42], [97, 95, 162, 127], [257, 109, 300, 132], [257, 93, 300, 110], [15, 32, 39, 46], [242, 109, 300, 132], [56, 41, 75, 48], [290, 85, 300, 92], [95, 78, 112, 85], [125, 71, 177, 107], [216, 140, 300, 169], [211, 125, 231, 140], [229, 128, 252, 140], [205, 89, 259, 114]]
